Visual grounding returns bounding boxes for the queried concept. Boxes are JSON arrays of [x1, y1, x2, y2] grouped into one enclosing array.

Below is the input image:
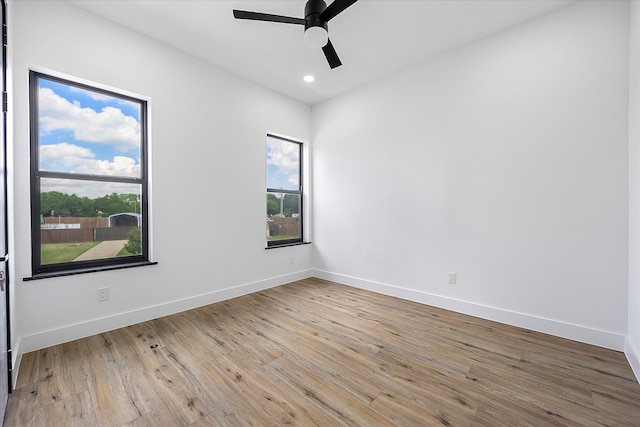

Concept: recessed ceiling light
[[303, 75, 315, 83]]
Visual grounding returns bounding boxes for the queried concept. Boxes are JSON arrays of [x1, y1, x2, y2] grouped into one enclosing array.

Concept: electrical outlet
[[97, 287, 109, 302], [447, 272, 457, 285]]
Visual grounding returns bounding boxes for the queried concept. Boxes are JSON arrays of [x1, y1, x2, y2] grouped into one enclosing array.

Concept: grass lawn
[[116, 246, 135, 257], [267, 235, 299, 241], [41, 241, 101, 264]]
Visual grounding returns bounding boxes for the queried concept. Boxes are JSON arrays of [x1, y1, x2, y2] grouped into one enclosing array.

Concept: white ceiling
[[69, 0, 576, 105]]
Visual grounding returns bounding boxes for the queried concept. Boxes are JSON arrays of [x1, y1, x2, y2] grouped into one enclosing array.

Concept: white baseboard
[[12, 269, 313, 389], [626, 337, 640, 384], [10, 342, 22, 391], [312, 269, 627, 352], [12, 268, 631, 389]]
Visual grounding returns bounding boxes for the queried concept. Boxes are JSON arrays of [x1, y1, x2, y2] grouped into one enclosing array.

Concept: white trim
[[626, 336, 640, 384], [10, 341, 22, 391], [28, 65, 151, 102], [12, 268, 631, 389], [312, 269, 626, 351]]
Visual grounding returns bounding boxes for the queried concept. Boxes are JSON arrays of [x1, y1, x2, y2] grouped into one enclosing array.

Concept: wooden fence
[[41, 226, 136, 244], [41, 228, 93, 244], [268, 217, 299, 237], [43, 216, 109, 228]]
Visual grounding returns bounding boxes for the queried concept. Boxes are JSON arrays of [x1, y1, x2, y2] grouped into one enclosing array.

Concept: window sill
[[265, 241, 311, 250], [23, 260, 158, 281]]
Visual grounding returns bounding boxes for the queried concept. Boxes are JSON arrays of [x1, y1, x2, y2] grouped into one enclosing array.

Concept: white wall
[[312, 0, 630, 350], [7, 0, 638, 387], [8, 0, 313, 379], [628, 0, 640, 380]]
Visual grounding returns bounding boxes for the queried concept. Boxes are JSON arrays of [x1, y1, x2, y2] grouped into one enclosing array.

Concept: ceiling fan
[[233, 0, 358, 69]]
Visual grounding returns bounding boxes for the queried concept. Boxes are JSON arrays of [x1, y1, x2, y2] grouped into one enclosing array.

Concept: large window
[[266, 134, 303, 247], [28, 71, 152, 277]]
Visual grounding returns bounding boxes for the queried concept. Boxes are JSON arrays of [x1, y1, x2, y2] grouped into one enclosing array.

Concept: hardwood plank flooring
[[4, 278, 640, 426]]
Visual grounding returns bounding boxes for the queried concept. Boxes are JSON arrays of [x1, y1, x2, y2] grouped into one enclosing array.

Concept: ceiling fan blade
[[322, 40, 342, 69], [320, 0, 358, 22], [233, 10, 305, 25]]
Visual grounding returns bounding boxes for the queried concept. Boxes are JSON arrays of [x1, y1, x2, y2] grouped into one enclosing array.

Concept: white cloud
[[39, 87, 140, 152], [40, 142, 95, 168], [69, 86, 115, 102], [75, 156, 139, 177], [267, 139, 299, 187], [267, 141, 298, 172], [40, 143, 140, 178]]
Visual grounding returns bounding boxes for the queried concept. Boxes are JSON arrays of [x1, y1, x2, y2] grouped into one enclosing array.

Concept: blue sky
[[38, 77, 297, 199], [38, 77, 142, 198], [267, 136, 299, 191]]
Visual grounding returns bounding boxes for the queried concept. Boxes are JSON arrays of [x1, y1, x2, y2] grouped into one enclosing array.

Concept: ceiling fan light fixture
[[233, 0, 357, 68], [304, 26, 328, 48]]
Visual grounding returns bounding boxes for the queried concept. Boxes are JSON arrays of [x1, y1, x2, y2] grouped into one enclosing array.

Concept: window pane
[[40, 178, 142, 264], [266, 192, 301, 241], [267, 136, 300, 191], [30, 71, 150, 276], [37, 77, 142, 178]]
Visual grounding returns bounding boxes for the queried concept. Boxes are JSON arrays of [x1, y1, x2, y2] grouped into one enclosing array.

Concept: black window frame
[[266, 134, 304, 248], [27, 71, 153, 279]]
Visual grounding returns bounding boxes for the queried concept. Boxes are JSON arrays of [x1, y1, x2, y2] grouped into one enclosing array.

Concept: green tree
[[41, 191, 69, 217], [124, 227, 141, 255], [94, 193, 131, 216], [40, 191, 141, 218], [267, 194, 280, 216], [283, 194, 299, 217]]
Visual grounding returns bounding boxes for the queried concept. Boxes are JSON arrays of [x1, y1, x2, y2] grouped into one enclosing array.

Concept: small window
[[29, 71, 152, 277], [266, 134, 303, 247]]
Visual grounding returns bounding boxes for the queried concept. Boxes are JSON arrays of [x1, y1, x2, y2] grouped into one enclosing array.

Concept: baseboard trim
[[12, 268, 631, 389], [625, 337, 640, 384], [14, 269, 313, 376], [312, 269, 626, 352], [10, 339, 23, 391]]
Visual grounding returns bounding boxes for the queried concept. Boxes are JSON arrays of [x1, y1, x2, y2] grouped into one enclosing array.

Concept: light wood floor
[[4, 277, 640, 426]]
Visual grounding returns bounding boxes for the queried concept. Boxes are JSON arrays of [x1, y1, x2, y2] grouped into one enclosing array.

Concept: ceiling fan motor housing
[[305, 0, 328, 32]]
